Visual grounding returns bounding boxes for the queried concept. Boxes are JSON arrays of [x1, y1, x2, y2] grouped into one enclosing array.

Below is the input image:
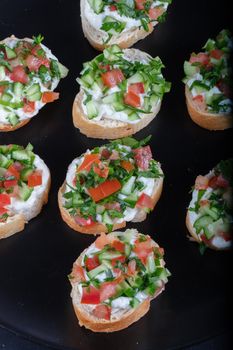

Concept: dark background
[[0, 0, 232, 349]]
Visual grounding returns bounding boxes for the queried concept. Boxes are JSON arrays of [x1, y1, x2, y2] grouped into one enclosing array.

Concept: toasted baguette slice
[[186, 160, 233, 251], [183, 30, 232, 130], [73, 47, 169, 139], [0, 35, 68, 132], [58, 138, 164, 234], [185, 86, 233, 130], [0, 146, 51, 239], [70, 229, 170, 332], [80, 0, 170, 51]]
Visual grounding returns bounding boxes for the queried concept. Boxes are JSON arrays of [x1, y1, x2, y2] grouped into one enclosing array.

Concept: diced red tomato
[[112, 240, 125, 253], [192, 94, 206, 110], [0, 193, 11, 206], [9, 65, 28, 84], [88, 179, 121, 202], [121, 160, 135, 172], [27, 170, 42, 187], [109, 4, 117, 11], [219, 232, 232, 242], [42, 91, 59, 103], [101, 69, 124, 88], [7, 164, 20, 180], [23, 100, 35, 113], [189, 53, 210, 66], [194, 175, 209, 190], [74, 215, 94, 226], [0, 207, 8, 216], [93, 304, 111, 320], [104, 202, 121, 211], [100, 282, 117, 302], [95, 232, 110, 249], [127, 259, 136, 275], [128, 83, 144, 95], [101, 148, 111, 159], [148, 6, 164, 20], [111, 255, 126, 267], [124, 91, 141, 108], [81, 286, 100, 304], [31, 45, 44, 57], [216, 175, 229, 188], [93, 163, 109, 179], [78, 154, 100, 172], [133, 146, 152, 170], [3, 179, 18, 188], [85, 255, 100, 271], [136, 193, 154, 210], [133, 236, 153, 264], [71, 264, 86, 282], [200, 233, 211, 245], [135, 0, 146, 10], [210, 49, 223, 60], [26, 54, 50, 72]]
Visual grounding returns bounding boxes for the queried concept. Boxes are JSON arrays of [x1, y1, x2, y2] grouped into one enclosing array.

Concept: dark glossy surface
[[0, 1, 232, 349]]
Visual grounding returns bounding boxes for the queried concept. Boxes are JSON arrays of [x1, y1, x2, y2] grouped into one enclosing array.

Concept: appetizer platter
[[0, 0, 232, 349]]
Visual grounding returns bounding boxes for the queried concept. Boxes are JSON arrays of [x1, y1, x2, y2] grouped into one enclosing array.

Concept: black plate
[[0, 1, 232, 349]]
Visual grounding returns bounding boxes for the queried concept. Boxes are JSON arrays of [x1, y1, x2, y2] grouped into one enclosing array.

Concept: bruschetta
[[69, 228, 170, 332], [73, 45, 170, 139], [80, 0, 172, 51], [0, 144, 50, 239], [0, 34, 68, 131], [183, 29, 232, 130], [58, 136, 164, 234], [186, 159, 233, 252]]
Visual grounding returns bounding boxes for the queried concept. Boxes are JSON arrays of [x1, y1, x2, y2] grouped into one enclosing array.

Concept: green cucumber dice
[[121, 176, 136, 195], [88, 0, 103, 14], [57, 62, 69, 78], [0, 66, 6, 80], [20, 167, 34, 181], [7, 112, 19, 126], [5, 46, 17, 59], [86, 99, 98, 119], [193, 215, 213, 238], [184, 61, 197, 77], [12, 150, 31, 162], [18, 182, 33, 201], [87, 264, 107, 279]]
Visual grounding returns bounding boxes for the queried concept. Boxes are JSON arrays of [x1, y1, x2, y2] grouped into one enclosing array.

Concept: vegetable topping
[[188, 159, 233, 252], [183, 29, 233, 114], [63, 136, 163, 232], [69, 229, 170, 320], [0, 35, 68, 126], [77, 45, 170, 123]]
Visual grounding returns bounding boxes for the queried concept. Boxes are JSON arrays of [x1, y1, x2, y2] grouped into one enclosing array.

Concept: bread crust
[[70, 236, 164, 332], [0, 170, 51, 240], [0, 119, 31, 132], [185, 86, 233, 130], [80, 0, 154, 51], [58, 174, 163, 235], [72, 90, 161, 140]]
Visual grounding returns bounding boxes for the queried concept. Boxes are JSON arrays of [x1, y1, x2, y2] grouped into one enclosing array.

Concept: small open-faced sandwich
[[58, 136, 164, 234], [186, 159, 233, 252], [0, 144, 50, 239], [80, 0, 172, 51], [183, 29, 233, 130], [73, 45, 170, 139], [0, 34, 68, 131], [69, 228, 170, 332]]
